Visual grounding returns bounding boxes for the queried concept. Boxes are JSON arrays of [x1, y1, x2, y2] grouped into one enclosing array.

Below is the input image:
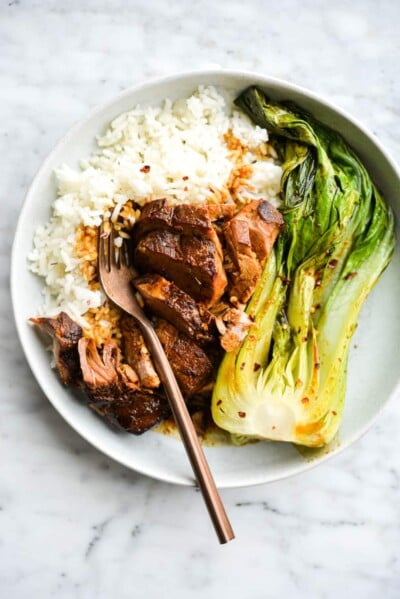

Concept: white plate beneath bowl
[[11, 69, 400, 487]]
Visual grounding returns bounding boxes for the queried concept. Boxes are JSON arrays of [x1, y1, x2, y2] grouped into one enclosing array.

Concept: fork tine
[[98, 221, 109, 273], [120, 238, 131, 268], [109, 224, 120, 269]]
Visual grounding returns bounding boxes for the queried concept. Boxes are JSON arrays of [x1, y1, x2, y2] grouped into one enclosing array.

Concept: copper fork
[[98, 223, 234, 544]]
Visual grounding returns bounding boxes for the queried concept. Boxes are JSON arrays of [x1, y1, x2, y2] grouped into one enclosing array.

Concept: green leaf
[[212, 87, 395, 447]]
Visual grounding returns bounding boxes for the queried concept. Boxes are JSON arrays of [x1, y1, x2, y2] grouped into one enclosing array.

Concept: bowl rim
[[11, 68, 400, 487]]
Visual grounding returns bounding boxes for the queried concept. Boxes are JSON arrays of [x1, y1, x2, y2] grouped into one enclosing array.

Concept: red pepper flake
[[182, 175, 189, 181], [344, 271, 358, 280], [332, 410, 337, 416], [302, 336, 308, 342], [216, 400, 222, 406], [240, 362, 245, 371], [183, 186, 188, 192], [314, 303, 321, 310], [315, 362, 320, 369], [238, 411, 246, 418], [328, 259, 338, 269], [301, 397, 310, 404], [253, 363, 261, 372], [278, 275, 291, 285], [140, 165, 151, 173]]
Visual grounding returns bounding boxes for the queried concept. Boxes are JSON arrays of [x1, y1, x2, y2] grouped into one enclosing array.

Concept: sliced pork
[[120, 315, 160, 389], [155, 320, 213, 397], [103, 393, 171, 435], [134, 198, 235, 256], [30, 312, 83, 385], [78, 337, 169, 434], [133, 273, 216, 345], [223, 199, 284, 303], [135, 229, 227, 306]]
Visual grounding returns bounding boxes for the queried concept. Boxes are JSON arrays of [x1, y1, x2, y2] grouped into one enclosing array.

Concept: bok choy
[[212, 87, 395, 447]]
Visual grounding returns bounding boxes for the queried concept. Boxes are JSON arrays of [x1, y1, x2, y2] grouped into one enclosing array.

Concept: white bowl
[[11, 69, 400, 487]]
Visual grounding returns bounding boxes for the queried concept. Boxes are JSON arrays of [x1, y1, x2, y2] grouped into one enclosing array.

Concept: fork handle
[[140, 325, 235, 544]]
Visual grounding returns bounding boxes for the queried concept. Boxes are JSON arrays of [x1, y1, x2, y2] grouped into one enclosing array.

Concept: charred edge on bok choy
[[212, 86, 395, 448]]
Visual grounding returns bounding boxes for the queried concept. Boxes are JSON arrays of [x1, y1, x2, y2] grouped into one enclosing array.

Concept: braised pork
[[135, 229, 227, 306], [78, 337, 119, 400], [223, 199, 284, 303], [78, 337, 169, 434], [155, 320, 213, 397], [135, 198, 235, 256], [134, 274, 216, 345], [103, 393, 171, 434], [30, 312, 83, 385], [120, 315, 160, 389]]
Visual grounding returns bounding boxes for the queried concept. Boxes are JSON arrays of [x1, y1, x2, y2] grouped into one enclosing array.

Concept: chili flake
[[344, 271, 358, 280]]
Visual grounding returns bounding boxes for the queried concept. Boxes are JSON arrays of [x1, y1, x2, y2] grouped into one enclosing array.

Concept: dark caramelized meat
[[133, 199, 233, 306], [120, 315, 160, 389], [134, 274, 216, 345], [103, 393, 170, 435], [155, 320, 213, 397], [135, 198, 235, 256], [30, 312, 83, 385], [135, 230, 227, 306], [223, 199, 284, 302], [78, 337, 169, 434]]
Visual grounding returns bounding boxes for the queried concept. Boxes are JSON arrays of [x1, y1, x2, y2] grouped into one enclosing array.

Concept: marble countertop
[[2, 1, 400, 597]]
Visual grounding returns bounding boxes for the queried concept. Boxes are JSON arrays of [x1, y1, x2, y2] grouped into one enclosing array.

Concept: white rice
[[29, 86, 282, 323]]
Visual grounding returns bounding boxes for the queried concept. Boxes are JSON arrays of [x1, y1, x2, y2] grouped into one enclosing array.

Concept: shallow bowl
[[11, 69, 400, 487]]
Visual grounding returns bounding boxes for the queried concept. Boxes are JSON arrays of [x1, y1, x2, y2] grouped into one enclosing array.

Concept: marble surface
[[2, 1, 400, 597]]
